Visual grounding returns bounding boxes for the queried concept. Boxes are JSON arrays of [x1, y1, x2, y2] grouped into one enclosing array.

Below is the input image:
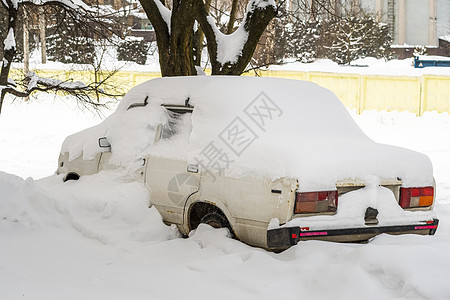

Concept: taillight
[[399, 187, 434, 208], [294, 191, 338, 214]]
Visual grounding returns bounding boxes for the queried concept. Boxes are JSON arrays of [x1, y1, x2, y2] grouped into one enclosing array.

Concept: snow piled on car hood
[[61, 76, 433, 190]]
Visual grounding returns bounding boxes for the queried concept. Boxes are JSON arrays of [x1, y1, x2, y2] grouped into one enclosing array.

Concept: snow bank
[[64, 76, 433, 191], [0, 172, 58, 230], [0, 171, 177, 243]]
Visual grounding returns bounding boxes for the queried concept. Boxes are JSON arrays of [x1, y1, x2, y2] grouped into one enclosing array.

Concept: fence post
[[358, 74, 364, 114], [419, 75, 425, 116]]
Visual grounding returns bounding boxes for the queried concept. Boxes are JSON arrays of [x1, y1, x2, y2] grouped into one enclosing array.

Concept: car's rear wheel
[[200, 212, 227, 228], [63, 172, 80, 182], [200, 211, 235, 238]]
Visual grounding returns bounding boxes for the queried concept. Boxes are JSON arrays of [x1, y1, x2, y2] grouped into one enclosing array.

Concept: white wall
[[437, 0, 450, 39], [360, 0, 376, 13], [404, 0, 429, 45], [292, 0, 450, 46]]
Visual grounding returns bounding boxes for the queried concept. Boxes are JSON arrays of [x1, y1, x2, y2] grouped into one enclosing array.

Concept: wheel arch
[[63, 172, 80, 182], [186, 200, 237, 238]]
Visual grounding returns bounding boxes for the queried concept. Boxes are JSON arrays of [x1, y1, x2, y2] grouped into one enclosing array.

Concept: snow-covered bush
[[287, 19, 322, 63], [46, 30, 95, 64], [413, 46, 427, 56], [116, 38, 150, 65], [251, 12, 322, 67], [267, 13, 393, 65], [45, 13, 96, 65], [323, 16, 393, 64], [360, 18, 392, 60]]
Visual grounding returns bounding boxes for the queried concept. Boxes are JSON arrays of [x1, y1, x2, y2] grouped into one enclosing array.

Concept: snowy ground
[[1, 93, 450, 300], [13, 51, 450, 77]]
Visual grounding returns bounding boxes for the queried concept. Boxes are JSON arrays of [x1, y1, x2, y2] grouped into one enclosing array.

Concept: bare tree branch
[[0, 0, 124, 114], [140, 0, 172, 75], [226, 0, 238, 34]]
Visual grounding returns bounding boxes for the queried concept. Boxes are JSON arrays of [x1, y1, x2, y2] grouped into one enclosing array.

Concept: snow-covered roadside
[[1, 95, 450, 299], [268, 57, 450, 76], [0, 96, 114, 179], [12, 56, 450, 77]]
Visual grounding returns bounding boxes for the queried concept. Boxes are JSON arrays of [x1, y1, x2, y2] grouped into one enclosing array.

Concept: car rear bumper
[[267, 218, 439, 251]]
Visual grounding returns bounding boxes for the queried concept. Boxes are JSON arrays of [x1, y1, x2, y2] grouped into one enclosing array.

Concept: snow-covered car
[[57, 76, 439, 250]]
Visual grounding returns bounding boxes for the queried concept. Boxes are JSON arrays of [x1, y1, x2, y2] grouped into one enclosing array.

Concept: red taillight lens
[[294, 191, 338, 214], [399, 187, 434, 208]]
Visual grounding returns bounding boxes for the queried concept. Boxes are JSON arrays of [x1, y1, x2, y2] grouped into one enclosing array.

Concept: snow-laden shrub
[[288, 20, 322, 63], [46, 21, 95, 64], [117, 38, 150, 65], [268, 13, 393, 65], [413, 46, 427, 56], [323, 16, 393, 64]]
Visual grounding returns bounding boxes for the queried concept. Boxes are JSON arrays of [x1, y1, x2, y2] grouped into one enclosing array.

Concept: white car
[[57, 76, 438, 250]]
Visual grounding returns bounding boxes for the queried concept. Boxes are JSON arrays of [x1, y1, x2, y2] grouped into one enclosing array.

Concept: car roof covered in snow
[[62, 76, 433, 191], [119, 76, 368, 140]]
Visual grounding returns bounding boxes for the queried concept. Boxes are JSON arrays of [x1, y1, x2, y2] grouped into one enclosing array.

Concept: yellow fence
[[255, 70, 450, 116], [11, 68, 450, 115]]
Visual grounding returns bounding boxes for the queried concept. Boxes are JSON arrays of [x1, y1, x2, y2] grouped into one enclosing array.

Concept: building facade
[[359, 0, 449, 47], [289, 0, 449, 47]]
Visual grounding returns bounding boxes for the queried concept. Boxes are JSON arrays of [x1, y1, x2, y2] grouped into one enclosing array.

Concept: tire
[[200, 212, 235, 237], [63, 172, 80, 182]]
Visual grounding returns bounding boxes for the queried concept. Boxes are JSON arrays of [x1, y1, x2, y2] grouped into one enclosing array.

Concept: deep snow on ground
[[1, 94, 450, 300]]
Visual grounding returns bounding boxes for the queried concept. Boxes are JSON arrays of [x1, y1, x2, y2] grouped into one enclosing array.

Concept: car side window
[[150, 106, 193, 158], [158, 109, 193, 143], [161, 111, 183, 140]]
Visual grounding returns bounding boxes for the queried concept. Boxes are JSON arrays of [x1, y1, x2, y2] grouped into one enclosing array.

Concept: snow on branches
[[1, 0, 91, 10], [0, 0, 114, 114], [140, 0, 277, 76], [4, 28, 16, 51], [196, 0, 277, 75]]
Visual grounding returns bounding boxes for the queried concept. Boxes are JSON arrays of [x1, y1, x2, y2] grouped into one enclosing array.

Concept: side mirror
[[98, 137, 111, 148]]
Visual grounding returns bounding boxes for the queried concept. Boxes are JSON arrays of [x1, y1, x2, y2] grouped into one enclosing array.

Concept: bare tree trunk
[[140, 0, 172, 75], [23, 9, 30, 101], [23, 10, 30, 77], [141, 0, 200, 76], [170, 0, 199, 76], [194, 0, 211, 66], [0, 0, 19, 114], [142, 0, 276, 77], [226, 0, 238, 34], [310, 0, 317, 20], [39, 7, 47, 64]]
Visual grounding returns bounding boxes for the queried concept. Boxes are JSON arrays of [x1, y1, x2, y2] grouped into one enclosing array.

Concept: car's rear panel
[[267, 177, 438, 250]]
